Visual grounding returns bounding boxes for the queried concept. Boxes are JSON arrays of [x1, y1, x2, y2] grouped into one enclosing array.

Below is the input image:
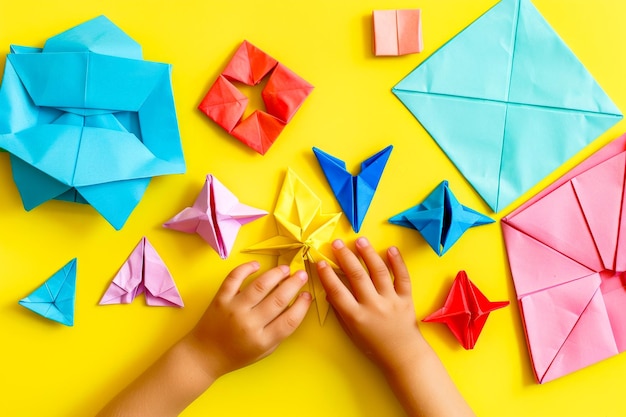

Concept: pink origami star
[[100, 237, 184, 307], [423, 270, 509, 349], [198, 40, 314, 155], [164, 174, 267, 259]]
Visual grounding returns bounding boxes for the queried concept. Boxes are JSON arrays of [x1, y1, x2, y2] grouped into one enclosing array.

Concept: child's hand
[[188, 262, 312, 379], [317, 237, 476, 417], [316, 237, 427, 373], [97, 263, 312, 417]]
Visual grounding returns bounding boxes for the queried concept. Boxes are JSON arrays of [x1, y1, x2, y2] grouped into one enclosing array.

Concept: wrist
[[377, 332, 433, 378], [176, 333, 223, 387]]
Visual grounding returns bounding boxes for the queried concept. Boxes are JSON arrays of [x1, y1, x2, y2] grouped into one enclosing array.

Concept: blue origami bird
[[389, 180, 493, 255], [19, 258, 77, 326], [313, 145, 392, 233]]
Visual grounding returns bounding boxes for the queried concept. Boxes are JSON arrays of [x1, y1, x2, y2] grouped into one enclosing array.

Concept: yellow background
[[1, 1, 625, 416]]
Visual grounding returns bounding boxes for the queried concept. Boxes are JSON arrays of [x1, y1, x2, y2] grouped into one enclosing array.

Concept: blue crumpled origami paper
[[392, 0, 622, 213], [0, 16, 185, 229]]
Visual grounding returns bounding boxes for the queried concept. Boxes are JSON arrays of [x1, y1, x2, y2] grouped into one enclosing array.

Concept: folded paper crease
[[392, 0, 621, 212]]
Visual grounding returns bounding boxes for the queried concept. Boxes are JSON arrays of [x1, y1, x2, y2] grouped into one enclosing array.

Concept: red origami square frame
[[198, 40, 314, 155]]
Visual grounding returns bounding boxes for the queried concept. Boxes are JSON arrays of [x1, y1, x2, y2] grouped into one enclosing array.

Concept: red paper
[[199, 41, 313, 155], [423, 270, 509, 349]]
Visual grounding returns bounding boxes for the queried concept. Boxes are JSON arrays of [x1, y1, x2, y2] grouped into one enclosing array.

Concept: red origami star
[[423, 270, 509, 350], [198, 40, 314, 155]]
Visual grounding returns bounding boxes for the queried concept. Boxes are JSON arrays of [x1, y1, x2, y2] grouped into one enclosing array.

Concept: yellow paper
[[244, 168, 341, 323]]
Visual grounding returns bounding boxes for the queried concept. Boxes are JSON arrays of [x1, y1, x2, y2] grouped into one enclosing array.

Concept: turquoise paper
[[392, 0, 622, 212], [19, 259, 77, 326], [0, 16, 185, 229]]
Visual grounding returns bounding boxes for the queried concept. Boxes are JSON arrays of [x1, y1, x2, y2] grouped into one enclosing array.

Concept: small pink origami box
[[372, 9, 423, 56], [198, 40, 314, 155]]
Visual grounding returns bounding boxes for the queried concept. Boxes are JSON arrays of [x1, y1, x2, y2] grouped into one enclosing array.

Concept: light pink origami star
[[100, 237, 184, 307], [164, 174, 267, 259]]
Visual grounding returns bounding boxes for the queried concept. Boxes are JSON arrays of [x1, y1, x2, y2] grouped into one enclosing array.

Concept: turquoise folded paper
[[19, 258, 77, 326], [0, 16, 185, 229], [392, 0, 622, 212]]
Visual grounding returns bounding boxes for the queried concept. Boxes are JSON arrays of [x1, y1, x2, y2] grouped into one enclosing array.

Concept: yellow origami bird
[[244, 168, 341, 323]]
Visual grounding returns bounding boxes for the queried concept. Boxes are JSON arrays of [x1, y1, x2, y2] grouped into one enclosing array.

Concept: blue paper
[[0, 16, 185, 229], [19, 258, 77, 326], [313, 145, 392, 232], [389, 181, 493, 256], [392, 0, 622, 212]]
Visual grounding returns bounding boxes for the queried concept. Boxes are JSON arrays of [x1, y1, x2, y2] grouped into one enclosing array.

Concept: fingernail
[[250, 261, 260, 269], [388, 246, 399, 256], [318, 260, 328, 269], [295, 270, 308, 282], [332, 239, 344, 249], [279, 265, 290, 274], [356, 237, 369, 248], [301, 291, 312, 300]]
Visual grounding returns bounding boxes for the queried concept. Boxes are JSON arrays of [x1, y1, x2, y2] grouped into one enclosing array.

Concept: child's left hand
[[187, 261, 312, 379]]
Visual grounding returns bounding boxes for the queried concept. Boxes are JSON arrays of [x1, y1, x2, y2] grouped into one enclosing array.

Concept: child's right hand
[[317, 237, 476, 417], [316, 237, 428, 374]]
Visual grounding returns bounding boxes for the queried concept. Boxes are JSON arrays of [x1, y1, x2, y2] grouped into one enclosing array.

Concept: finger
[[264, 291, 313, 341], [387, 246, 412, 296], [216, 261, 261, 300], [238, 265, 291, 307], [253, 270, 310, 322], [331, 239, 376, 301], [316, 260, 358, 313], [355, 237, 393, 295]]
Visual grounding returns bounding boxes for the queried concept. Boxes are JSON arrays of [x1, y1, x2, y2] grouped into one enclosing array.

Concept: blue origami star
[[0, 16, 185, 229], [392, 0, 621, 212], [19, 258, 77, 326], [389, 181, 493, 256], [313, 145, 392, 233]]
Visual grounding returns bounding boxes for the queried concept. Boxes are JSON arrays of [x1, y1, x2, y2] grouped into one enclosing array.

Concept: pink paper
[[502, 132, 626, 383], [164, 174, 266, 259], [100, 237, 184, 307]]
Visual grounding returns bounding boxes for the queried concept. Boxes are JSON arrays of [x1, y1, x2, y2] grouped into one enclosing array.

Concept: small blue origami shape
[[19, 258, 77, 326], [0, 16, 185, 229], [392, 0, 621, 213], [313, 145, 392, 233], [389, 181, 493, 256]]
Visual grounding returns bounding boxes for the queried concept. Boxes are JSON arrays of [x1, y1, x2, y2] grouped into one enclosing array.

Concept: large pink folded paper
[[502, 133, 626, 383], [100, 237, 184, 307], [163, 174, 266, 259]]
